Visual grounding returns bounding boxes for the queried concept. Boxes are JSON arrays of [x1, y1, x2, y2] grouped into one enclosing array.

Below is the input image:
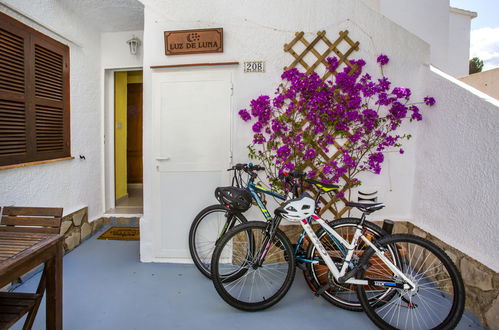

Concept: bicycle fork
[[216, 213, 239, 245], [254, 216, 283, 268]]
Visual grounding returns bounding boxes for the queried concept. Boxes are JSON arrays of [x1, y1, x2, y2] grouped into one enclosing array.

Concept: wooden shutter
[[0, 12, 70, 167]]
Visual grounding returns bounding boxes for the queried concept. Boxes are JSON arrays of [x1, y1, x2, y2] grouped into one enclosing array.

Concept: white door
[[151, 69, 232, 262]]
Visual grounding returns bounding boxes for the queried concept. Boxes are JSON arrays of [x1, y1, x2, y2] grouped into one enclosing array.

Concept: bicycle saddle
[[215, 187, 253, 212], [304, 178, 339, 192], [345, 201, 385, 214]]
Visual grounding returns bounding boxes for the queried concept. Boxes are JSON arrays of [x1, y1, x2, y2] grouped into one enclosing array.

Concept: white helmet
[[279, 193, 316, 221]]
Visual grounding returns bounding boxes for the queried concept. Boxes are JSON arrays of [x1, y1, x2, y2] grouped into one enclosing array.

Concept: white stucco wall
[[101, 30, 144, 69], [448, 8, 474, 78], [378, 0, 450, 74], [139, 0, 432, 261], [0, 1, 104, 219], [363, 0, 475, 78], [414, 67, 499, 271]]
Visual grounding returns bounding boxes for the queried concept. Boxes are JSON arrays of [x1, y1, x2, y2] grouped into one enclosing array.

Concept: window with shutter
[[0, 12, 70, 167]]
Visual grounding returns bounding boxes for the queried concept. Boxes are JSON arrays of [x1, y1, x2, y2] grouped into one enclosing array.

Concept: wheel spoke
[[358, 235, 463, 329], [212, 223, 295, 309]]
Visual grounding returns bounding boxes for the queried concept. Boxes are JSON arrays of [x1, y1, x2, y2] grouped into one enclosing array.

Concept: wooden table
[[0, 232, 63, 329]]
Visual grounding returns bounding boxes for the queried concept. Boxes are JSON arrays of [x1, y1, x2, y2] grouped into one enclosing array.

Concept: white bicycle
[[211, 193, 465, 329]]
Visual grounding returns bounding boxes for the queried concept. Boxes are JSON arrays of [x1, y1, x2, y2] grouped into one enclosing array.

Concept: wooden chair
[[0, 206, 63, 330]]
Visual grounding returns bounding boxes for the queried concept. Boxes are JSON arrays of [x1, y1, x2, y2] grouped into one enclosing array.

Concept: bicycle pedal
[[296, 262, 307, 271], [314, 283, 331, 296]]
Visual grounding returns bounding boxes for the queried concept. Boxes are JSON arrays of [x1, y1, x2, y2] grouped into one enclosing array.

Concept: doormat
[[98, 227, 140, 240]]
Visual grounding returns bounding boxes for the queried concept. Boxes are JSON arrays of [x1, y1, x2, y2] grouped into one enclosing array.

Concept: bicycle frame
[[247, 181, 286, 221], [297, 214, 416, 291], [216, 177, 288, 241]]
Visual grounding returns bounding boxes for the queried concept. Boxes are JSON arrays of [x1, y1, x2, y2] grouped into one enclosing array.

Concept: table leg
[[46, 240, 63, 329]]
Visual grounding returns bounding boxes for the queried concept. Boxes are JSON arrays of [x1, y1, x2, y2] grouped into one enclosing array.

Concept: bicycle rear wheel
[[188, 205, 247, 278], [305, 218, 392, 311], [357, 234, 465, 329], [211, 221, 296, 311]]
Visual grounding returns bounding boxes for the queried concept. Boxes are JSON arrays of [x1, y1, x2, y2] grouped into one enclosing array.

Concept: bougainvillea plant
[[238, 54, 435, 196]]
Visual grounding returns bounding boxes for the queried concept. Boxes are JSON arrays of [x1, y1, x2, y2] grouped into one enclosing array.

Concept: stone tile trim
[[279, 220, 497, 328], [60, 208, 140, 253]]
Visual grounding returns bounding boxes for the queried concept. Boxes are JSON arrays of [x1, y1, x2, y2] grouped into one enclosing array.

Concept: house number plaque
[[244, 61, 265, 73], [164, 28, 223, 55]]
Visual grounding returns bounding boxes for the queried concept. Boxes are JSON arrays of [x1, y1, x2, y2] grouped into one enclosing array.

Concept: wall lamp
[[126, 36, 141, 55]]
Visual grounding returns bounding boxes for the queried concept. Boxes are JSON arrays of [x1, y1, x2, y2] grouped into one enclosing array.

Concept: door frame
[[102, 67, 143, 214]]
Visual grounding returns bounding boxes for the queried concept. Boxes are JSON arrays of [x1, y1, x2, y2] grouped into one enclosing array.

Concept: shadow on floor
[[11, 226, 484, 330]]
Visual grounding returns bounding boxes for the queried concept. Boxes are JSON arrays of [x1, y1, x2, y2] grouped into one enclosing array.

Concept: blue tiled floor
[[12, 227, 484, 330]]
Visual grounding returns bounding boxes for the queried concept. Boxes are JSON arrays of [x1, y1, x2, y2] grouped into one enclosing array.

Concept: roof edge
[[450, 7, 477, 19]]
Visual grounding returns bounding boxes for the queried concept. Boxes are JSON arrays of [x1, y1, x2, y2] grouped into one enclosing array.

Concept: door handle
[[156, 156, 170, 161]]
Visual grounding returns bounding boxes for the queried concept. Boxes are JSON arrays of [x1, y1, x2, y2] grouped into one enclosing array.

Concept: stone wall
[[280, 220, 497, 328], [60, 208, 140, 252], [397, 222, 498, 329]]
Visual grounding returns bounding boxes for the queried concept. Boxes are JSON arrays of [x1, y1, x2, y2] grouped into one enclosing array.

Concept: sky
[[450, 0, 499, 71]]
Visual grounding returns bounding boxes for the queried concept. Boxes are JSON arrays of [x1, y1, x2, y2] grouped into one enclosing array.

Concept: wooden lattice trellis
[[283, 30, 360, 219]]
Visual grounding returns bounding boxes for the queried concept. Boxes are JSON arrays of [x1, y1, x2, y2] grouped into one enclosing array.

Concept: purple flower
[[349, 129, 363, 143], [303, 148, 316, 160], [377, 78, 391, 92], [410, 105, 422, 121], [238, 54, 429, 192], [327, 57, 340, 73], [399, 149, 405, 154], [368, 152, 384, 174], [424, 96, 436, 106], [253, 133, 266, 144], [238, 109, 251, 121], [388, 102, 408, 120], [392, 87, 412, 99], [279, 162, 295, 175], [335, 191, 345, 199], [271, 119, 284, 133], [322, 165, 333, 175], [277, 145, 291, 160], [377, 54, 389, 66], [343, 152, 356, 168], [252, 121, 263, 133], [307, 170, 317, 178]]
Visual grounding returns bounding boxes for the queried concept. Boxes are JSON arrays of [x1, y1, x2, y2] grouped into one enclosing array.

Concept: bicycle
[[190, 165, 390, 311], [211, 193, 465, 329]]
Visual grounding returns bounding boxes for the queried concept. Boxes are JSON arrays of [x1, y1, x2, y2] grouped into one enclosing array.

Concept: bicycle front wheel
[[211, 221, 296, 311], [357, 234, 465, 330], [188, 205, 247, 278]]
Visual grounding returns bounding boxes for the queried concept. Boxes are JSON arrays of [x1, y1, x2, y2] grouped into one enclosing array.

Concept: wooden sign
[[164, 28, 223, 55]]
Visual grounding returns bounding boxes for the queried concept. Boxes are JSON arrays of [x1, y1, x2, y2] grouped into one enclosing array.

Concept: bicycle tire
[[188, 204, 247, 278], [211, 221, 296, 311], [305, 218, 395, 311], [357, 234, 465, 329]]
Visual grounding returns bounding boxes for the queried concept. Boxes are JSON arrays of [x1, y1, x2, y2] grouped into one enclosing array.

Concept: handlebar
[[227, 163, 265, 172], [279, 171, 306, 179]]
